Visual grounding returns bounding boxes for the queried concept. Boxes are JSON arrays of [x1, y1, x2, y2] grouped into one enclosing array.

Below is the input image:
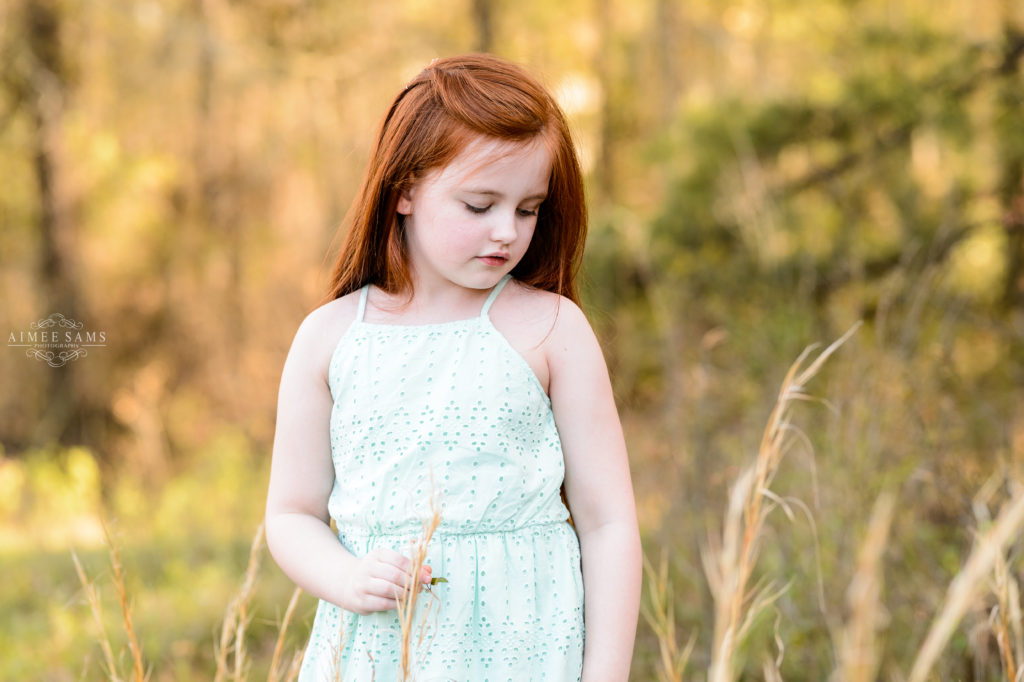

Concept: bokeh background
[[2, 0, 1023, 679]]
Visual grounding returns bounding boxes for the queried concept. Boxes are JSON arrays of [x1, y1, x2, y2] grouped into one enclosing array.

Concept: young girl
[[266, 53, 641, 682]]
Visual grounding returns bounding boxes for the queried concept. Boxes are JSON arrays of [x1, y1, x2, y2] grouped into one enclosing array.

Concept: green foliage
[[0, 445, 104, 550], [0, 438, 311, 680]]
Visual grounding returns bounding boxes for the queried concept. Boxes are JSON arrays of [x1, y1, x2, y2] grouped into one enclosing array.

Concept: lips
[[478, 253, 509, 266]]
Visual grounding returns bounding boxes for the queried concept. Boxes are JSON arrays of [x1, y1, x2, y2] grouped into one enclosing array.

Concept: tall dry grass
[[643, 323, 1024, 682], [73, 521, 307, 682], [641, 551, 696, 682], [990, 535, 1022, 681], [832, 490, 895, 682], [214, 522, 266, 682], [702, 323, 860, 682], [907, 485, 1024, 682], [71, 549, 121, 681], [396, 487, 444, 682], [267, 587, 305, 682], [71, 522, 147, 682], [73, 504, 447, 682]]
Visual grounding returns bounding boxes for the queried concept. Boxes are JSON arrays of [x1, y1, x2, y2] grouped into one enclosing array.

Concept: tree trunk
[[193, 0, 244, 409], [23, 0, 84, 446], [654, 0, 682, 125], [472, 0, 494, 53], [593, 0, 615, 203], [997, 21, 1024, 310]]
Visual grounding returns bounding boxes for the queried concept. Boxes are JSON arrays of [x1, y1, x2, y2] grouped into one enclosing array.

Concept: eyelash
[[464, 203, 539, 217]]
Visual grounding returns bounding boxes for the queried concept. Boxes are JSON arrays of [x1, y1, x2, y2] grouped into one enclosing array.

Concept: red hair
[[321, 53, 587, 306]]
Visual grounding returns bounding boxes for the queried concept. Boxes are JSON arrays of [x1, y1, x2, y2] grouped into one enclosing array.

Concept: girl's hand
[[341, 547, 432, 615]]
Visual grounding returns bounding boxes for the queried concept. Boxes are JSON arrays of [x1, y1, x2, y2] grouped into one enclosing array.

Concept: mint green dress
[[299, 275, 584, 682]]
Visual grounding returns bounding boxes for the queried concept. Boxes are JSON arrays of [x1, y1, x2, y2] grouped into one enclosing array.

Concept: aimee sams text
[[8, 331, 107, 344]]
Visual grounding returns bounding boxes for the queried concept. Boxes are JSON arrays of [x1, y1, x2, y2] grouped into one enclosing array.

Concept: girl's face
[[398, 135, 552, 294]]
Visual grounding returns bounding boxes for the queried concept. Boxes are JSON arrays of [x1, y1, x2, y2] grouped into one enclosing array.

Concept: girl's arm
[[265, 306, 430, 614], [547, 299, 642, 682]]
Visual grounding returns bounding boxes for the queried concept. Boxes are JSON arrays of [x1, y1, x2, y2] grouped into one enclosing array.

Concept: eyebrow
[[463, 189, 548, 202]]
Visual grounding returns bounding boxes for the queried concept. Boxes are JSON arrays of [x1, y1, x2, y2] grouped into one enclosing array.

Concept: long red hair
[[320, 54, 587, 306]]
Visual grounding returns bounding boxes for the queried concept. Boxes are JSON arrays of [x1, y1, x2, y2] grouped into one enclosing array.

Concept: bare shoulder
[[488, 280, 600, 393], [540, 293, 604, 368], [287, 291, 362, 382], [489, 280, 592, 343]]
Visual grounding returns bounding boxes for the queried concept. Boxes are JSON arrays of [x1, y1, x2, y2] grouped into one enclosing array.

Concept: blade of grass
[[215, 522, 265, 682], [282, 650, 305, 682], [907, 488, 1024, 682], [396, 479, 443, 682], [833, 490, 895, 682], [641, 551, 696, 682], [977, 475, 1024, 682], [706, 323, 859, 682], [102, 522, 146, 682], [71, 550, 121, 682], [991, 551, 1019, 682], [268, 586, 303, 682]]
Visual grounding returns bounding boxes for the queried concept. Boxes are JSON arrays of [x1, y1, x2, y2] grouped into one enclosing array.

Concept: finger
[[367, 576, 408, 599], [420, 564, 433, 584], [375, 547, 411, 572], [368, 561, 410, 589], [359, 595, 399, 614]]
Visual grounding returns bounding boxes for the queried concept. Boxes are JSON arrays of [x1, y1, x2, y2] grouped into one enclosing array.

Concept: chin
[[456, 272, 508, 290]]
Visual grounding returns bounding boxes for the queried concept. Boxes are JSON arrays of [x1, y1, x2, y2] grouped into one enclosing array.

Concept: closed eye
[[464, 203, 491, 214], [517, 207, 539, 217]]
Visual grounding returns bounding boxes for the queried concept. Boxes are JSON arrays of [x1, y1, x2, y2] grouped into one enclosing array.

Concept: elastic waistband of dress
[[335, 518, 572, 539]]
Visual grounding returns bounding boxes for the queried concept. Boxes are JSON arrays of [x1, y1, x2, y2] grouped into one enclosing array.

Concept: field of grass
[[0, 433, 313, 681], [3, 314, 1022, 681]]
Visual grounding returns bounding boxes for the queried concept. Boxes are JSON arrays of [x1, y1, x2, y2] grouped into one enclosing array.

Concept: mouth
[[477, 253, 509, 267]]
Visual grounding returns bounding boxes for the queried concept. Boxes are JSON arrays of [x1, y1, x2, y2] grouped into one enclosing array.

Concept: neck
[[369, 274, 501, 324]]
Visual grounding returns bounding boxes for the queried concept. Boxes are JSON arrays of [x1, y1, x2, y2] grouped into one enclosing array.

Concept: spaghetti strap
[[480, 275, 512, 316], [355, 285, 370, 322]]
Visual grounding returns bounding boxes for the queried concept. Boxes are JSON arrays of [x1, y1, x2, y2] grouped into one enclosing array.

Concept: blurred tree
[[8, 0, 108, 448], [473, 0, 495, 53], [996, 18, 1024, 311]]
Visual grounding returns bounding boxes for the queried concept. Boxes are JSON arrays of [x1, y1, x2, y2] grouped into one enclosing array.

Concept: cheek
[[519, 221, 538, 249], [420, 213, 473, 253], [437, 216, 479, 246]]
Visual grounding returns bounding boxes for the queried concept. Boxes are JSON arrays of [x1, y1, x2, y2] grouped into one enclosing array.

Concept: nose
[[489, 210, 517, 245]]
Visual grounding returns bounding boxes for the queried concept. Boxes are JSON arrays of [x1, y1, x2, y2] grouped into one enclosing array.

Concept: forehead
[[434, 135, 552, 187]]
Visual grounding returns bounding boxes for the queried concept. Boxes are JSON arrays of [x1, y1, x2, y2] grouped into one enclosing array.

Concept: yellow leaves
[[0, 454, 26, 520], [945, 222, 1007, 303]]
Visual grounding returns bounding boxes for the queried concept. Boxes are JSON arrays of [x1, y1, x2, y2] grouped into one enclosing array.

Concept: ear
[[396, 187, 414, 216]]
